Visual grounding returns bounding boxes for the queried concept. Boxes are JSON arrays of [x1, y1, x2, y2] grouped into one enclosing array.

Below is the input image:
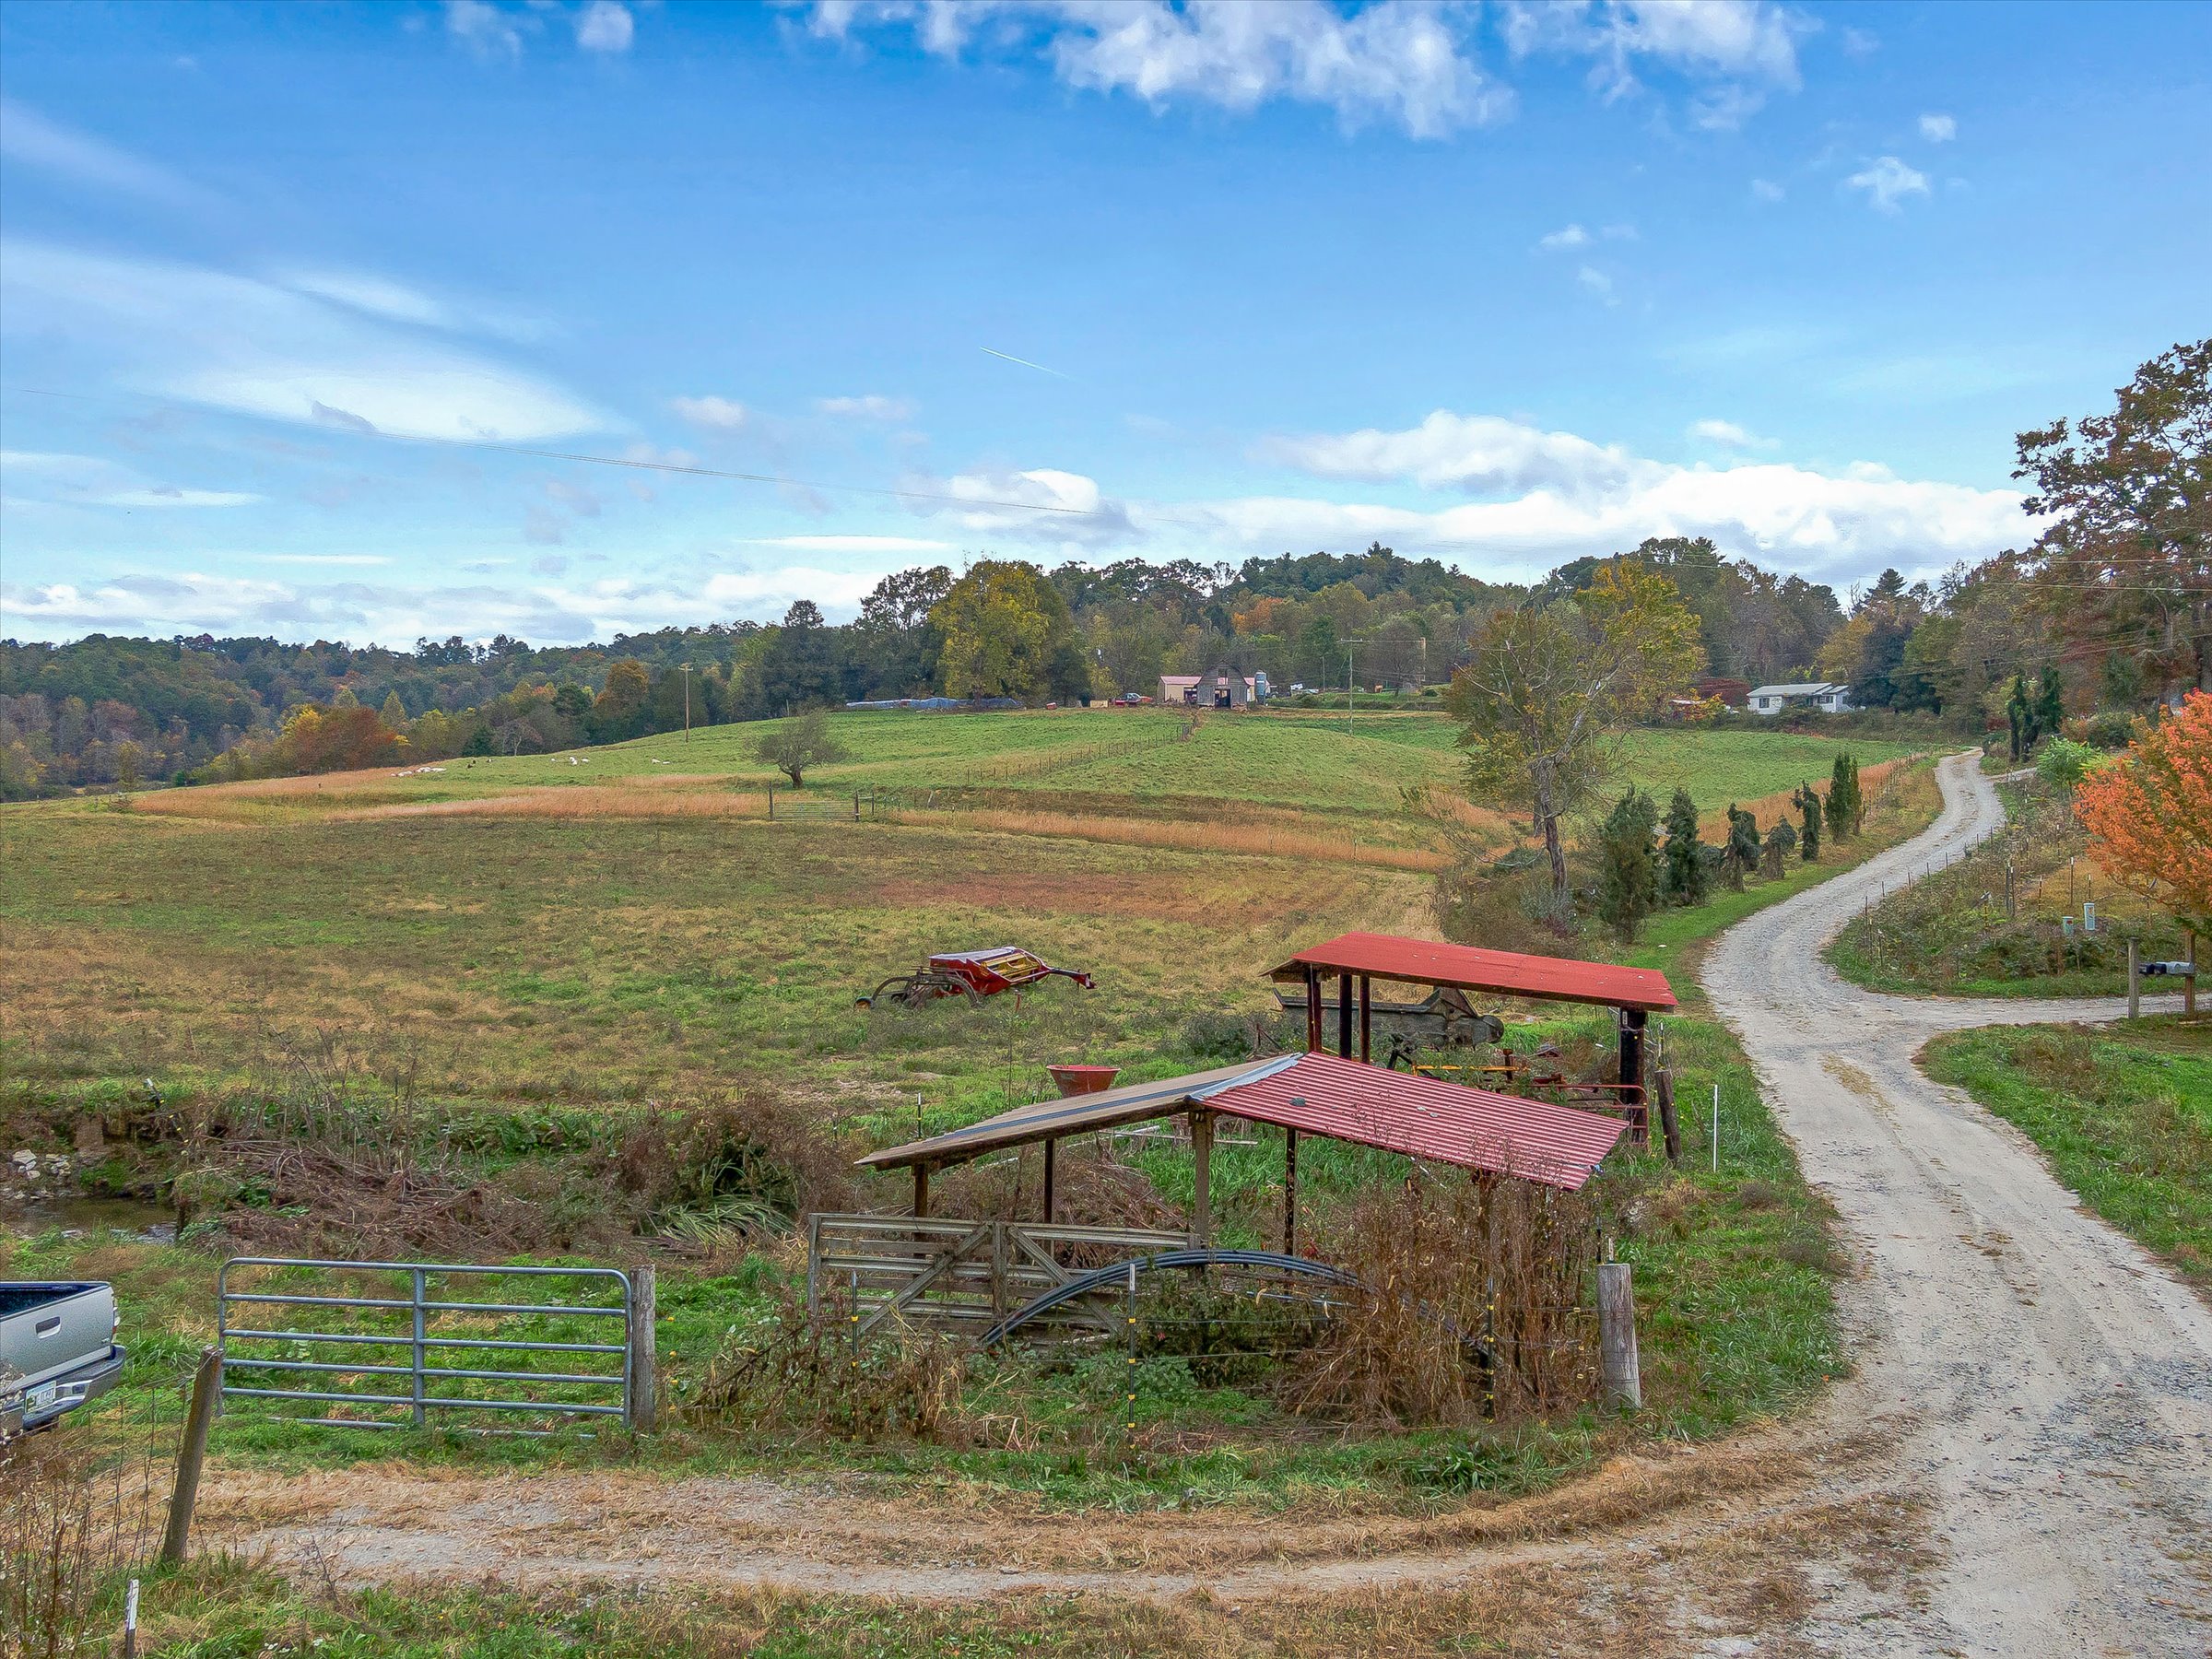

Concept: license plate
[[28, 1383, 57, 1411]]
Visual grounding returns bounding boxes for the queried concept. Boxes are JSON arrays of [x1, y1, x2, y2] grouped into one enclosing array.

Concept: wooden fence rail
[[806, 1214, 1192, 1338]]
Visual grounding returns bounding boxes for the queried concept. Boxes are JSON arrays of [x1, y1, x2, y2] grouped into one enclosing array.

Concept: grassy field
[[0, 720, 1939, 1657], [1922, 1018, 2211, 1287], [1829, 776, 2191, 997]]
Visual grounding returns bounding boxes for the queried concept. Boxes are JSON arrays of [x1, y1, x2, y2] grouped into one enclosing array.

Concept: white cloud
[[808, 1, 1510, 139], [671, 394, 750, 429], [575, 1, 635, 52], [0, 241, 606, 441], [1219, 408, 2030, 580], [1918, 112, 1957, 143], [1500, 0, 1807, 112], [904, 464, 1137, 548], [1258, 411, 1647, 497], [1844, 155, 1931, 213], [445, 0, 528, 58], [0, 97, 211, 209], [1688, 418, 1777, 450], [0, 570, 606, 645], [701, 567, 882, 614], [1536, 224, 1592, 252], [256, 555, 392, 566], [748, 535, 957, 553], [276, 269, 546, 343], [1750, 177, 1785, 203], [0, 450, 262, 509], [1576, 265, 1618, 304], [815, 394, 918, 420]]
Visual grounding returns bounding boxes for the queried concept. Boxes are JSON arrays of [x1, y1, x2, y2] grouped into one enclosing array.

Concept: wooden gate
[[806, 1215, 1191, 1338]]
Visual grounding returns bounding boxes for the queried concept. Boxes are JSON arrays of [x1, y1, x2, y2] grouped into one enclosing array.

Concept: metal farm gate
[[217, 1258, 639, 1432]]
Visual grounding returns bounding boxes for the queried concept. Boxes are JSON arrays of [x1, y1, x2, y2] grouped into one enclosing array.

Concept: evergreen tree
[[1724, 802, 1761, 888], [1826, 752, 1862, 841], [1795, 782, 1822, 860], [2036, 665, 2065, 741], [2006, 672, 2035, 760], [379, 690, 407, 730], [1661, 787, 1708, 906], [1596, 786, 1661, 940], [1763, 818, 1796, 877]]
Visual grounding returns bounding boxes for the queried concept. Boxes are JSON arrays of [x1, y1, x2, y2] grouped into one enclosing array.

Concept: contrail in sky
[[979, 346, 1070, 379]]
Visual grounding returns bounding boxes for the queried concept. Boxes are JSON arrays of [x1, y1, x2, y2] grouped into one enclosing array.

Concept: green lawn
[[1921, 1018, 2211, 1286]]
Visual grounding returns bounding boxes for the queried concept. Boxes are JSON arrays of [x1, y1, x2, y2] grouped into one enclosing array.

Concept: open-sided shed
[[1269, 932, 1676, 1121], [860, 1049, 1626, 1252]]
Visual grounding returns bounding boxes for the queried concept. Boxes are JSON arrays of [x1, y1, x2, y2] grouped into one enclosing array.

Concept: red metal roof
[[1269, 931, 1676, 1012], [860, 1052, 1624, 1192], [1207, 1052, 1623, 1191]]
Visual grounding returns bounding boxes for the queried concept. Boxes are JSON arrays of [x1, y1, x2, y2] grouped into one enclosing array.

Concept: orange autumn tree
[[2074, 689, 2212, 935]]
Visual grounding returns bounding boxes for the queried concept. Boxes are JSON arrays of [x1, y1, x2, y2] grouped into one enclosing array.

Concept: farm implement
[[857, 946, 1096, 1010]]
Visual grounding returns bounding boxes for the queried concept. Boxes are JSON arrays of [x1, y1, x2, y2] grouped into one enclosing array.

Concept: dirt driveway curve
[[1704, 749, 2210, 1655], [208, 752, 2210, 1653]]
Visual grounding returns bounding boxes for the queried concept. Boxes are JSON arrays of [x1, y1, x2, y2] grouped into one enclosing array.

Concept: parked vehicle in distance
[[1116, 692, 1151, 705], [2, 1281, 126, 1436]]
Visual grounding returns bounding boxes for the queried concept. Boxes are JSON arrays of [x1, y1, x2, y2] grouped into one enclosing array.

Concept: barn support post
[[1282, 1125, 1299, 1255], [1337, 970, 1353, 1058], [1359, 975, 1371, 1063], [912, 1163, 930, 1218], [1041, 1137, 1057, 1223], [1190, 1110, 1214, 1246], [1304, 966, 1323, 1053], [1618, 1008, 1649, 1146]]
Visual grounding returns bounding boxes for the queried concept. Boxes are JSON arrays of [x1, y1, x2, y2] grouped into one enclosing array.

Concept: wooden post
[[2189, 931, 2199, 1018], [1358, 975, 1371, 1064], [912, 1163, 930, 1218], [2128, 939, 2140, 1020], [1190, 1110, 1213, 1246], [1654, 1069, 1680, 1165], [1597, 1263, 1641, 1411], [1282, 1124, 1299, 1255], [628, 1265, 657, 1432], [159, 1346, 221, 1566], [1337, 970, 1353, 1059], [1041, 1137, 1057, 1223], [1304, 965, 1322, 1053]]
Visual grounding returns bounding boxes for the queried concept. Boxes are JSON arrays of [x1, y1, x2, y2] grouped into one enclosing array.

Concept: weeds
[[1, 1422, 169, 1659]]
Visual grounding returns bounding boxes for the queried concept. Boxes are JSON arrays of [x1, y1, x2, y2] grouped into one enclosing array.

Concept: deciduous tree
[[933, 560, 1085, 703], [753, 708, 851, 788], [2074, 689, 2212, 934], [1446, 559, 1703, 924], [2016, 339, 2211, 700]]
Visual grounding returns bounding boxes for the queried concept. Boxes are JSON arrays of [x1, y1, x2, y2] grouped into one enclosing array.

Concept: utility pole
[[1344, 640, 1365, 735], [680, 664, 691, 740]]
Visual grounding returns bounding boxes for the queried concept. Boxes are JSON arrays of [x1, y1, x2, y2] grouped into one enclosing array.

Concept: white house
[[1747, 681, 1854, 715]]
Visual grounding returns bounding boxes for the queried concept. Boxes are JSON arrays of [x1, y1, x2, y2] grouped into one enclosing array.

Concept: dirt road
[[1704, 749, 2211, 1655], [206, 752, 2209, 1652]]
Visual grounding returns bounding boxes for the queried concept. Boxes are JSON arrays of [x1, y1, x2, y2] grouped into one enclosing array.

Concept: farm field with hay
[[1, 716, 1939, 1654]]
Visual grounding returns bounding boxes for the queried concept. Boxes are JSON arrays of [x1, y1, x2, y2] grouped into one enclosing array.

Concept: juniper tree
[[1661, 787, 1708, 906], [1795, 782, 1822, 860], [1724, 803, 1761, 888], [1763, 818, 1797, 877], [1826, 752, 1863, 842], [2036, 665, 2066, 742], [1596, 786, 1661, 941], [2006, 672, 2035, 761]]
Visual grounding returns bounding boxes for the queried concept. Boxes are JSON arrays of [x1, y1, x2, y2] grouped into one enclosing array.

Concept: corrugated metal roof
[[1209, 1052, 1621, 1191], [859, 1052, 1622, 1191], [856, 1057, 1293, 1171], [1269, 931, 1676, 1012]]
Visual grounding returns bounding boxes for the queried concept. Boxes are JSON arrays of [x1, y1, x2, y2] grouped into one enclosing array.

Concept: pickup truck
[[2, 1282, 127, 1437]]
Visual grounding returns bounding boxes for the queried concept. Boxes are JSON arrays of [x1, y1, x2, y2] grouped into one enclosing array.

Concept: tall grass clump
[[1, 1429, 166, 1659]]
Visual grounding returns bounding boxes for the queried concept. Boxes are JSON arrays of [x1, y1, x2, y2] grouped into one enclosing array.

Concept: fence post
[[1597, 1263, 1641, 1411], [1654, 1069, 1680, 1165], [159, 1345, 221, 1566], [2127, 939, 2140, 1019], [628, 1265, 657, 1432]]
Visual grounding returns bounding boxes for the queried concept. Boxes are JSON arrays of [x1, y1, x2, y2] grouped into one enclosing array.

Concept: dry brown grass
[[886, 806, 1451, 871], [1702, 755, 1921, 839]]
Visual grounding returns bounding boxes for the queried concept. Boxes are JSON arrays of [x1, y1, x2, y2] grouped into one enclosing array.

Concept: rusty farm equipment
[[857, 946, 1097, 1011]]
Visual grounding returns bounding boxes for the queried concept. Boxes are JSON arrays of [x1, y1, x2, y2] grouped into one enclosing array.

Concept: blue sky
[[2, 0, 2206, 645]]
